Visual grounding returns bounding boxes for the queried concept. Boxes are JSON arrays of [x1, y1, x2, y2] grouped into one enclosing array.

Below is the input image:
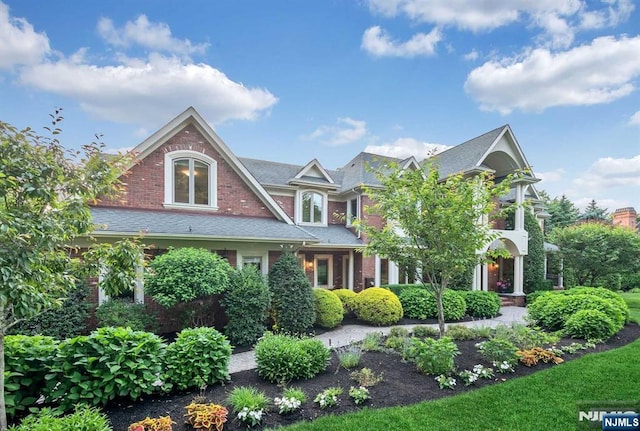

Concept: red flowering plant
[[495, 279, 511, 293]]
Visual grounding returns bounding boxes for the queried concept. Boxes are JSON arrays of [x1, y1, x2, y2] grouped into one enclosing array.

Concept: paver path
[[229, 306, 528, 373]]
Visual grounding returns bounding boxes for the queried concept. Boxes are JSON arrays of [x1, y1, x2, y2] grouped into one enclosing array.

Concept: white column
[[543, 255, 548, 280], [374, 255, 381, 287], [472, 264, 481, 291], [513, 255, 524, 295], [389, 261, 399, 285], [559, 259, 564, 289], [482, 263, 489, 292], [134, 258, 144, 304], [515, 183, 524, 231], [348, 250, 354, 290]]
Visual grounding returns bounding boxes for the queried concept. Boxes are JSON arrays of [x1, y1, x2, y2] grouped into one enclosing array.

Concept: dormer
[[288, 159, 338, 190]]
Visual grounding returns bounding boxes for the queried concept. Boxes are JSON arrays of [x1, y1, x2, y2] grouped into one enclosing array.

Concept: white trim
[[296, 189, 328, 226], [238, 250, 269, 275], [294, 159, 335, 184], [346, 196, 360, 227], [314, 254, 333, 288], [164, 150, 218, 209]]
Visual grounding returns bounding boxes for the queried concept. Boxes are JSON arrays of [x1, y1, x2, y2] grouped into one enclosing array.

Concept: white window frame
[[296, 189, 328, 225], [164, 150, 218, 210], [314, 254, 333, 288], [241, 256, 263, 273], [346, 196, 360, 227], [97, 259, 145, 305]]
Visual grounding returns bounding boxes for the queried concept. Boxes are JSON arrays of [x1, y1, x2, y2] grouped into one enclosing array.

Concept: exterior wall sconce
[[305, 260, 314, 270]]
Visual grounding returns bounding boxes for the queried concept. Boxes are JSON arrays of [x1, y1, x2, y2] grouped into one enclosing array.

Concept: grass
[[276, 338, 640, 431], [621, 292, 640, 324]]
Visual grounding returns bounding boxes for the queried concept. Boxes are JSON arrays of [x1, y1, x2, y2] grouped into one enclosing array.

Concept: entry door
[[314, 254, 333, 288]]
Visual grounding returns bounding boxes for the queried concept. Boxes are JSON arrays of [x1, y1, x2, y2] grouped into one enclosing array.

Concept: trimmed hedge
[[353, 287, 403, 325], [461, 291, 501, 318], [565, 309, 617, 340], [332, 289, 357, 315], [313, 289, 344, 328], [397, 288, 467, 321]]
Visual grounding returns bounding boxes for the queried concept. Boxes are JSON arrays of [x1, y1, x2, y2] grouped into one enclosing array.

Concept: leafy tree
[[0, 114, 128, 429], [268, 253, 316, 334], [549, 223, 640, 287], [144, 247, 232, 307], [83, 237, 145, 297], [355, 161, 512, 337], [523, 210, 545, 293], [544, 194, 579, 234], [579, 199, 609, 223]]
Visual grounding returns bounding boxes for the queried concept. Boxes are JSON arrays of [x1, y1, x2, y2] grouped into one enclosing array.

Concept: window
[[347, 197, 359, 226], [314, 255, 333, 288], [298, 190, 326, 225], [242, 256, 262, 272], [164, 151, 217, 208]]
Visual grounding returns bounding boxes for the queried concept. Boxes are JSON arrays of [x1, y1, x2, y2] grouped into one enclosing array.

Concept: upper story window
[[346, 197, 359, 226], [297, 190, 327, 225], [164, 151, 217, 209]]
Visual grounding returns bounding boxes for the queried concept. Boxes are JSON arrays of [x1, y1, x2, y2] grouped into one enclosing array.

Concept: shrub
[[95, 298, 158, 332], [4, 335, 58, 417], [492, 323, 559, 350], [350, 367, 384, 387], [268, 253, 316, 334], [411, 326, 439, 338], [227, 386, 270, 427], [144, 248, 232, 308], [128, 416, 174, 431], [255, 332, 330, 384], [564, 309, 617, 340], [384, 284, 421, 297], [389, 326, 410, 337], [8, 406, 112, 431], [221, 266, 271, 346], [184, 403, 228, 431], [558, 294, 623, 332], [385, 335, 411, 353], [476, 337, 519, 366], [349, 386, 370, 405], [360, 331, 383, 351], [313, 288, 344, 328], [353, 287, 403, 325], [47, 327, 166, 412], [441, 290, 467, 321], [445, 324, 476, 341], [406, 337, 459, 375], [398, 287, 432, 319], [566, 286, 630, 323], [164, 327, 232, 391], [461, 291, 501, 318], [8, 282, 89, 340], [332, 289, 358, 314]]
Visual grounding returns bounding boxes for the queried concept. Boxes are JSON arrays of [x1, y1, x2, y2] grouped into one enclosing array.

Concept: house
[[80, 106, 546, 326]]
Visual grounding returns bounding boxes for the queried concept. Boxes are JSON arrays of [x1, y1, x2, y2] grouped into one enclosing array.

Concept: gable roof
[[291, 159, 336, 188], [130, 107, 294, 224], [239, 157, 344, 189]]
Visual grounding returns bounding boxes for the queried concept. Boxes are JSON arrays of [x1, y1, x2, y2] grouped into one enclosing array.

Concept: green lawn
[[276, 338, 640, 431], [621, 292, 640, 324]]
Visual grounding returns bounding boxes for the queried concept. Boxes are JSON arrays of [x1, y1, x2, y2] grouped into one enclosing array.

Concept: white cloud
[[573, 155, 640, 191], [104, 145, 134, 155], [537, 168, 566, 183], [464, 35, 640, 114], [365, 137, 450, 159], [97, 15, 208, 59], [361, 26, 442, 58], [572, 197, 627, 212], [629, 111, 640, 126], [0, 2, 50, 69], [306, 117, 367, 146], [19, 53, 278, 126], [463, 50, 479, 61]]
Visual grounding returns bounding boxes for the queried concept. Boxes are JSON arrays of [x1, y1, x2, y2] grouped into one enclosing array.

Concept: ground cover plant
[[101, 322, 640, 431]]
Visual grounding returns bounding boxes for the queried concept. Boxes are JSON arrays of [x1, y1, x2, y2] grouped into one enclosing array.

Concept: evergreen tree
[[579, 199, 609, 223], [544, 194, 579, 234]]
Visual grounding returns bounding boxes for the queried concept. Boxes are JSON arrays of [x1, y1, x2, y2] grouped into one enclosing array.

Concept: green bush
[[268, 253, 316, 334], [445, 324, 476, 341], [353, 287, 403, 325], [398, 287, 432, 319], [5, 335, 58, 417], [566, 286, 630, 322], [527, 293, 569, 330], [440, 290, 467, 321], [313, 288, 344, 328], [254, 333, 330, 384], [164, 327, 232, 391], [492, 323, 559, 350], [332, 289, 357, 314], [8, 406, 112, 431], [564, 309, 617, 340], [476, 337, 519, 365], [95, 298, 157, 332], [8, 282, 89, 340], [383, 284, 421, 297], [46, 327, 166, 412], [405, 337, 459, 375], [461, 291, 501, 318], [221, 266, 271, 346], [144, 247, 232, 307]]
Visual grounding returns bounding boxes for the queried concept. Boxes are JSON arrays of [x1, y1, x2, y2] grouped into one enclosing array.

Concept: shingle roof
[[239, 158, 344, 188], [298, 225, 364, 246], [337, 152, 400, 192], [91, 207, 318, 242], [432, 125, 507, 177]]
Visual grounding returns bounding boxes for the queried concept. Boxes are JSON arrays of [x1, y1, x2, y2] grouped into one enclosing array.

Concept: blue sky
[[1, 0, 638, 212]]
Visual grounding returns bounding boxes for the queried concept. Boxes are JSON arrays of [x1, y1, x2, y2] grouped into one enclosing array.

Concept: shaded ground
[[105, 323, 640, 431]]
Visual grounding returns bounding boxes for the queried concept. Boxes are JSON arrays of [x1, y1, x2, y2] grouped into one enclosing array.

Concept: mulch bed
[[105, 323, 640, 431]]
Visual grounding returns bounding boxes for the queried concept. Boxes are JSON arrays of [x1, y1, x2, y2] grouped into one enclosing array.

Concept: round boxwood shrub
[[398, 287, 432, 319], [313, 289, 343, 328], [331, 288, 357, 314], [254, 332, 330, 384], [353, 287, 403, 325], [561, 294, 624, 332], [566, 286, 630, 322], [165, 327, 232, 391], [462, 291, 501, 318], [564, 309, 616, 340]]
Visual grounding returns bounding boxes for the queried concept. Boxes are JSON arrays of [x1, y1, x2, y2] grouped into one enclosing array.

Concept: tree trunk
[[0, 323, 7, 431], [436, 290, 446, 338]]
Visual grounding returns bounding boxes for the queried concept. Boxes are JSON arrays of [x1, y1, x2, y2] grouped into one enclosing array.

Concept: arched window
[[164, 151, 217, 209], [297, 190, 326, 225]]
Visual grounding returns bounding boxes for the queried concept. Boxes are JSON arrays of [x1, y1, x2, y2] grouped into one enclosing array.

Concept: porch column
[[374, 255, 381, 287], [482, 263, 489, 292], [513, 255, 524, 295], [559, 258, 564, 289], [472, 263, 481, 291], [134, 258, 144, 303], [515, 183, 524, 231], [348, 250, 354, 290], [543, 255, 548, 280], [389, 261, 399, 285]]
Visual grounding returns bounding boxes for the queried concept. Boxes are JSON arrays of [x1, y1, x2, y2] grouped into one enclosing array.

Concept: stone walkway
[[229, 306, 528, 373]]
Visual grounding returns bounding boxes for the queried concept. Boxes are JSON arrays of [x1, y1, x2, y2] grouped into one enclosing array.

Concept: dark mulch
[[105, 323, 640, 431]]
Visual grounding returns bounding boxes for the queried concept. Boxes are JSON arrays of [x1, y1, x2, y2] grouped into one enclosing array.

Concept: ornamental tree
[[0, 113, 129, 429], [355, 160, 513, 337]]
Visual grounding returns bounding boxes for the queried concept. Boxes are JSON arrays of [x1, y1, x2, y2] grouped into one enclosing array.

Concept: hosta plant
[[348, 386, 370, 405], [184, 403, 228, 431], [476, 337, 519, 367], [406, 336, 460, 375], [314, 387, 343, 409], [435, 374, 457, 390]]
